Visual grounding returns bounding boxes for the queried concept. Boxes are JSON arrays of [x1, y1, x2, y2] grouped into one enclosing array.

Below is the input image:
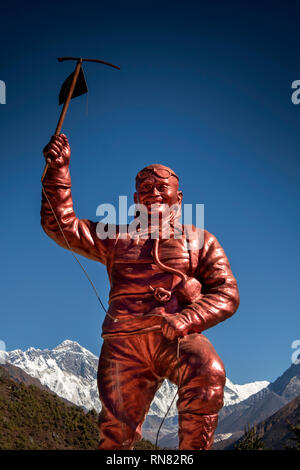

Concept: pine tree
[[235, 425, 265, 450], [285, 423, 300, 450]]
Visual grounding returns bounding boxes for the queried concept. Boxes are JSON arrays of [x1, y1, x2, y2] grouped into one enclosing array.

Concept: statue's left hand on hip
[[161, 313, 190, 341]]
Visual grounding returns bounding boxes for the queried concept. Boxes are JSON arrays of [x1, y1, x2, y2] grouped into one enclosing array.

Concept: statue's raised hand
[[43, 134, 70, 169]]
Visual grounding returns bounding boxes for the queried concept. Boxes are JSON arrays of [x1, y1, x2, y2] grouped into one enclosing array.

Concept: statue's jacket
[[41, 166, 240, 337]]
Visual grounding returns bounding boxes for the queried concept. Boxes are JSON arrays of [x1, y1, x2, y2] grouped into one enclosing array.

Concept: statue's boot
[[178, 412, 219, 450]]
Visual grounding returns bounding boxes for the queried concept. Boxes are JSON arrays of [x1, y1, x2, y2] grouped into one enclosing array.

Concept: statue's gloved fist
[[43, 134, 70, 169], [161, 313, 190, 341]]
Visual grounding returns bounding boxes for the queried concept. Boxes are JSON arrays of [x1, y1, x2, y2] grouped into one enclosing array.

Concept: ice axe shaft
[[55, 58, 83, 136]]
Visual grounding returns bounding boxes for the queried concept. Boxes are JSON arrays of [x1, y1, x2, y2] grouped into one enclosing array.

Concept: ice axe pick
[[41, 56, 120, 182]]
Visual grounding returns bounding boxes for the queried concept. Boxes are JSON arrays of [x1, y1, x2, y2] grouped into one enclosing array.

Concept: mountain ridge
[[216, 361, 300, 437], [214, 394, 300, 450]]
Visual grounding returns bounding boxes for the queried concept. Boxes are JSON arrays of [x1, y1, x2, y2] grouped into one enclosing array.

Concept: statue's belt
[[101, 325, 162, 339]]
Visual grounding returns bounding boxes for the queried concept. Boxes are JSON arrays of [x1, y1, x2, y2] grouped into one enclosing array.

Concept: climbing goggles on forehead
[[136, 167, 179, 181]]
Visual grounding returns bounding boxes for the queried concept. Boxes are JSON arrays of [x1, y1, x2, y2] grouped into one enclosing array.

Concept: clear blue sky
[[0, 1, 299, 384]]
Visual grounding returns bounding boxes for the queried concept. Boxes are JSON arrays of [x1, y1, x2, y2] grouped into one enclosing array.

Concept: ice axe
[[41, 56, 120, 182]]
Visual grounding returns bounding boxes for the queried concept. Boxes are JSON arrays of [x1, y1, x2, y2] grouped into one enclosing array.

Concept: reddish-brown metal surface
[[41, 135, 240, 450]]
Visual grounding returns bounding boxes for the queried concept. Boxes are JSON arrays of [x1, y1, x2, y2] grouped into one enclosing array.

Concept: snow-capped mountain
[[7, 340, 100, 412], [6, 340, 268, 418], [223, 377, 270, 406]]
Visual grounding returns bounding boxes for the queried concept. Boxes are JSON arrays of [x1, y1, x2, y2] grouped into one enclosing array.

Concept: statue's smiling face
[[134, 175, 182, 213]]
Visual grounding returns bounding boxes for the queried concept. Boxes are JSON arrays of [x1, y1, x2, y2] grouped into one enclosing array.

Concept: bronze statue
[[41, 133, 240, 450]]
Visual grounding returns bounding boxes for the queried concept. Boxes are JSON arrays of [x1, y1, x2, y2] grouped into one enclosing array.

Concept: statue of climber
[[41, 133, 240, 450]]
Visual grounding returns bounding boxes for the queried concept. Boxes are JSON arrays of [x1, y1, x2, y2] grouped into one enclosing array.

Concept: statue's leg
[[157, 333, 226, 450], [97, 334, 162, 450]]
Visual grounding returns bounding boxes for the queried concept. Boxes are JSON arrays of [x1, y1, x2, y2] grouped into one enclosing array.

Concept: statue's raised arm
[[41, 134, 109, 264]]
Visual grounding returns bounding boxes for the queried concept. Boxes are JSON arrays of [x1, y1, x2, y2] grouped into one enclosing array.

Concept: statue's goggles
[[137, 168, 178, 181]]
